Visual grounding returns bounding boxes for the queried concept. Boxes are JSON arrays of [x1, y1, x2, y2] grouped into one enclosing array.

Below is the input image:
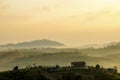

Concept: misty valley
[[0, 40, 120, 80], [1, 0, 120, 79]]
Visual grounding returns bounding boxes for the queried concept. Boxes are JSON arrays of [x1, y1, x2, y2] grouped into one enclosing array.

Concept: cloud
[[35, 3, 60, 13], [0, 14, 31, 22], [41, 6, 51, 12], [0, 0, 10, 12], [34, 6, 52, 13], [0, 5, 9, 10], [84, 8, 111, 21], [66, 8, 112, 23]]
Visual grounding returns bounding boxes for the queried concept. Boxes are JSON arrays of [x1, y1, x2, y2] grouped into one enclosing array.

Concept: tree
[[75, 75, 82, 80], [62, 72, 75, 80], [13, 66, 19, 71], [113, 66, 118, 73], [56, 65, 60, 69], [95, 64, 100, 69]]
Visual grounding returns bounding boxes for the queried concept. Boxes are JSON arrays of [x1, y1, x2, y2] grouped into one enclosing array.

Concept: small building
[[71, 61, 86, 68]]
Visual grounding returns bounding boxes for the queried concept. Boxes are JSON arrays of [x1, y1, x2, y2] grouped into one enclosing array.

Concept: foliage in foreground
[[0, 65, 120, 80]]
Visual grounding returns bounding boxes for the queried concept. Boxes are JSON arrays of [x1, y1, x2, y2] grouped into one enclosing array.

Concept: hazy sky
[[0, 0, 120, 45]]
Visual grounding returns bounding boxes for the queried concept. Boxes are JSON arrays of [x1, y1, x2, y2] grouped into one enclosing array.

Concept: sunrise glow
[[0, 0, 120, 45]]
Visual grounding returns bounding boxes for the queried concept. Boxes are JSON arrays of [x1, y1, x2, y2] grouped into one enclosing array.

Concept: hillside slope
[[0, 39, 64, 48]]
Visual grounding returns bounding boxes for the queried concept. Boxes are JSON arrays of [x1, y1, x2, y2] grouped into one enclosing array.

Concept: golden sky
[[0, 0, 120, 45]]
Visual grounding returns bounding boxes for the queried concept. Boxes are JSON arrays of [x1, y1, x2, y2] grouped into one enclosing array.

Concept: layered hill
[[0, 39, 64, 49], [0, 41, 120, 71]]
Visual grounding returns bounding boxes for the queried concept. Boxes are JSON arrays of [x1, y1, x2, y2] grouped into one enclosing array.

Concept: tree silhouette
[[13, 66, 19, 71], [95, 64, 100, 69]]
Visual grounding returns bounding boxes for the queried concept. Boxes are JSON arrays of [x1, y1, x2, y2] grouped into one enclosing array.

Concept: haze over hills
[[0, 39, 64, 49], [0, 40, 120, 71], [78, 41, 120, 49], [0, 38, 120, 49]]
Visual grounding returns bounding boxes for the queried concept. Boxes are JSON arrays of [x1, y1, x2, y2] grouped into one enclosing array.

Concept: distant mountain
[[103, 41, 120, 49], [80, 44, 105, 49], [0, 39, 64, 48], [79, 41, 120, 49]]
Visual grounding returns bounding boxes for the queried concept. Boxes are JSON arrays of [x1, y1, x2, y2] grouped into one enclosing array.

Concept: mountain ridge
[[0, 39, 64, 48]]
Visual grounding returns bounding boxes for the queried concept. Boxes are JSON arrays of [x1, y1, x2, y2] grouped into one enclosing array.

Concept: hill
[[0, 65, 120, 80], [1, 41, 120, 71], [0, 50, 111, 71], [0, 39, 64, 49]]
